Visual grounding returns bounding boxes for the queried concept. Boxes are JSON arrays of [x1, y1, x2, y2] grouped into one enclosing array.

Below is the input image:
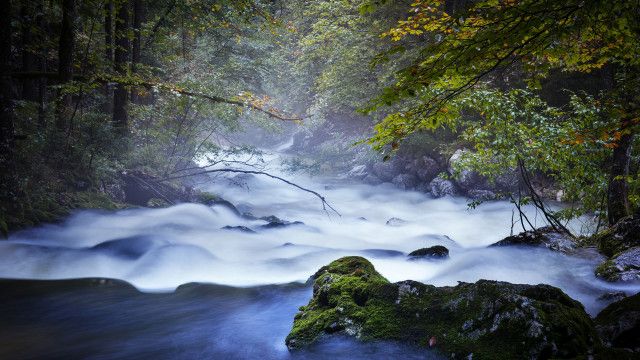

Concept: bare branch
[[154, 168, 341, 217]]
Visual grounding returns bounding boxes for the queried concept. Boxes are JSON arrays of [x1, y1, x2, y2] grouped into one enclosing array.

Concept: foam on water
[[2, 150, 638, 315]]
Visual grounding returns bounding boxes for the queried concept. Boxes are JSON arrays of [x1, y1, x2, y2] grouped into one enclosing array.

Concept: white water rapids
[[1, 148, 638, 316]]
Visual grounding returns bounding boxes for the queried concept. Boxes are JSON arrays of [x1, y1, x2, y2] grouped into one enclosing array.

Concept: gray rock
[[346, 164, 368, 180], [386, 217, 407, 227], [372, 159, 403, 182], [391, 173, 418, 190], [467, 189, 497, 201], [429, 177, 457, 197], [489, 226, 577, 254], [411, 156, 440, 182], [363, 174, 383, 185], [595, 247, 640, 282]]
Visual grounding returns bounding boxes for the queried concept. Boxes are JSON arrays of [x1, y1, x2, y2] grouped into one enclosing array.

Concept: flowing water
[[1, 147, 639, 359]]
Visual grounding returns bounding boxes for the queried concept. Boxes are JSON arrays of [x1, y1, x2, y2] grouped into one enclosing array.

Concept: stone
[[286, 257, 598, 359], [408, 245, 449, 259], [592, 216, 640, 258], [385, 217, 407, 227], [391, 173, 418, 190], [429, 177, 457, 198], [489, 226, 577, 253], [595, 292, 640, 350], [595, 247, 640, 282]]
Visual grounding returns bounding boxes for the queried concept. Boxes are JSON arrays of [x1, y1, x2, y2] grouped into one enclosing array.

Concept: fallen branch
[[154, 168, 341, 216]]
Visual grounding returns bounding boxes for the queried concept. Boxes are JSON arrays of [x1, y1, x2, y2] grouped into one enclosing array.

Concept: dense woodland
[[0, 0, 639, 234]]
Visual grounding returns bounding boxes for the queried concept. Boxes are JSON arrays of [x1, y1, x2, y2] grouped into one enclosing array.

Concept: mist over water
[[2, 147, 639, 317]]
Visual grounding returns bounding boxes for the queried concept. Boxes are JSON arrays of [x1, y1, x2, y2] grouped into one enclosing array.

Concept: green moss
[[196, 192, 222, 205], [595, 260, 620, 281], [287, 256, 598, 359]]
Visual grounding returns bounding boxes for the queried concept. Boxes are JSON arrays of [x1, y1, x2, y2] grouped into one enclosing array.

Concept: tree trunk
[[607, 128, 634, 225], [103, 0, 113, 113], [0, 0, 17, 217], [36, 0, 47, 125], [131, 0, 143, 103], [607, 126, 633, 225], [20, 1, 38, 102], [113, 0, 130, 134], [55, 0, 75, 131]]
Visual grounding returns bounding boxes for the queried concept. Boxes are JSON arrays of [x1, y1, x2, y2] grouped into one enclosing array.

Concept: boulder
[[347, 165, 368, 180], [411, 156, 440, 182], [467, 189, 496, 201], [408, 245, 449, 259], [448, 149, 485, 191], [595, 292, 640, 351], [221, 225, 256, 233], [391, 173, 418, 190], [595, 247, 640, 282], [286, 257, 598, 359], [592, 216, 640, 258], [429, 177, 457, 198], [372, 159, 403, 182], [489, 226, 577, 254], [362, 174, 383, 185]]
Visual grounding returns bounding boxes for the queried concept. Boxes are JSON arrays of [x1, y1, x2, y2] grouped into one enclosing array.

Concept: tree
[[113, 0, 130, 134], [55, 0, 76, 131], [366, 0, 640, 226]]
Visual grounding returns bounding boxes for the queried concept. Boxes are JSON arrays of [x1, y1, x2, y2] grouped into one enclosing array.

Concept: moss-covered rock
[[592, 216, 640, 258], [595, 292, 640, 351], [286, 256, 598, 359], [595, 247, 640, 282]]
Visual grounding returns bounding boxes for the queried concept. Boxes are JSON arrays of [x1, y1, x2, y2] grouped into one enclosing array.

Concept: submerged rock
[[286, 256, 597, 359], [595, 292, 640, 351], [595, 247, 640, 282], [408, 245, 449, 259], [259, 215, 304, 229], [385, 217, 407, 227], [221, 225, 256, 233], [489, 226, 576, 253]]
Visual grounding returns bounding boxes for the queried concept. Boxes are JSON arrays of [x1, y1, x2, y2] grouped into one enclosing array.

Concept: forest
[[0, 0, 639, 359]]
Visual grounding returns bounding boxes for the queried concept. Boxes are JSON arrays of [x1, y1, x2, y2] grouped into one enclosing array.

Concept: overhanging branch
[[154, 168, 341, 216]]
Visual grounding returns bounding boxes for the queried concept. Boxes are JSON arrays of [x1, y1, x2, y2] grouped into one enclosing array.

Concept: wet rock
[[489, 226, 577, 253], [595, 292, 640, 350], [391, 173, 418, 190], [363, 174, 383, 185], [147, 197, 170, 208], [448, 149, 485, 191], [286, 256, 598, 359], [412, 156, 439, 182], [429, 177, 457, 198], [467, 189, 496, 201], [221, 225, 256, 233], [372, 160, 403, 182], [598, 292, 627, 303], [408, 245, 449, 259], [592, 216, 640, 258], [347, 165, 368, 180], [385, 217, 406, 227], [260, 215, 304, 229], [595, 247, 640, 282]]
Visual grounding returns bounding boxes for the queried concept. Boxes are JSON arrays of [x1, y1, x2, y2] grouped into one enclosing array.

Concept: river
[[1, 147, 638, 359]]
